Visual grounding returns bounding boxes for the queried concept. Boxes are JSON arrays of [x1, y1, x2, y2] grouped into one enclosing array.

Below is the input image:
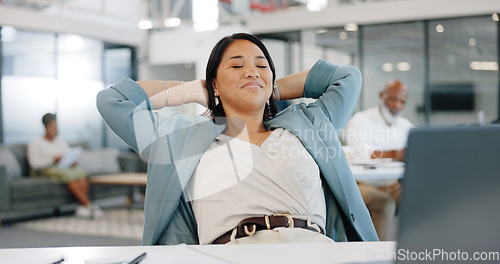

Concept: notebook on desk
[[395, 125, 500, 263]]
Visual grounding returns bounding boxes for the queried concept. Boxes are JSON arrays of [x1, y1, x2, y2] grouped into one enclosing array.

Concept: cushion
[[0, 146, 22, 180], [77, 148, 121, 175], [5, 144, 29, 176]]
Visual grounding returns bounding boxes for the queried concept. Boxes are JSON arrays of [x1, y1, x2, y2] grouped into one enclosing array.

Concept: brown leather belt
[[212, 214, 322, 244]]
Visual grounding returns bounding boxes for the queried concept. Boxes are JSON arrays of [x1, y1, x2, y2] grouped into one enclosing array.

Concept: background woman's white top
[[28, 136, 69, 170]]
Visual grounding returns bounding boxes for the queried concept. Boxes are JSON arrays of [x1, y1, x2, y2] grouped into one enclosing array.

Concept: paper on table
[[85, 244, 231, 264], [349, 158, 393, 166], [349, 158, 404, 168], [57, 146, 83, 169]]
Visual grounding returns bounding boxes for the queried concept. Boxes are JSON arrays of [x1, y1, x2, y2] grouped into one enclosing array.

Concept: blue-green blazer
[[97, 60, 379, 245]]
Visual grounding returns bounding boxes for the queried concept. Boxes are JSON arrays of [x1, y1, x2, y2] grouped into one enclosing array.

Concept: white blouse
[[184, 128, 326, 245], [27, 136, 69, 170]]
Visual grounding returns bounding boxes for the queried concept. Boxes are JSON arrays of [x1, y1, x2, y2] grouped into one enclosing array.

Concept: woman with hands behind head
[[97, 33, 378, 245]]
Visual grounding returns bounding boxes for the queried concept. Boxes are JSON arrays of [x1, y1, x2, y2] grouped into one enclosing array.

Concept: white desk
[[349, 159, 405, 181], [350, 165, 404, 180], [0, 242, 397, 264]]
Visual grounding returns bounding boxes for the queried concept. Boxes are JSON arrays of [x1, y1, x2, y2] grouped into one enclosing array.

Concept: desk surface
[[350, 163, 404, 181], [351, 165, 404, 180], [0, 242, 397, 264], [89, 173, 147, 186]]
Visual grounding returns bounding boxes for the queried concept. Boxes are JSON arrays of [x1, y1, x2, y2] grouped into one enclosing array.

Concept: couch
[[0, 143, 147, 223]]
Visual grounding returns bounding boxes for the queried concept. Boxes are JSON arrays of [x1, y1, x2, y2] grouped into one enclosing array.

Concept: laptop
[[396, 125, 500, 263]]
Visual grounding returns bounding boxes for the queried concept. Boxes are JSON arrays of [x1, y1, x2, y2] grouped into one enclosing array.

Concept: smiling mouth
[[242, 82, 263, 88]]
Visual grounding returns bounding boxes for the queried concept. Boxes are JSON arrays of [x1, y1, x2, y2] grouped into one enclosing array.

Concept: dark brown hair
[[42, 113, 56, 127]]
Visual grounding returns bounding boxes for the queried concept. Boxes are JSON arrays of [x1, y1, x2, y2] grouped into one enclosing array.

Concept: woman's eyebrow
[[227, 55, 267, 61]]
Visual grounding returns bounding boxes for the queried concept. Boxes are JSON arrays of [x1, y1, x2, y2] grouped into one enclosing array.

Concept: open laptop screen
[[396, 125, 500, 263]]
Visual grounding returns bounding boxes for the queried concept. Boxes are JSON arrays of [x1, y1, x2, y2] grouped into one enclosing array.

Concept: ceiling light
[[470, 61, 498, 71], [396, 62, 411, 71], [436, 24, 444, 33], [62, 35, 84, 52], [339, 31, 348, 40], [164, 17, 181, 28], [316, 29, 328, 34], [382, 63, 394, 72], [344, 23, 358, 32], [193, 0, 219, 32], [307, 0, 327, 12], [0, 25, 17, 42], [138, 19, 154, 30], [493, 13, 499, 22], [468, 38, 476, 47]]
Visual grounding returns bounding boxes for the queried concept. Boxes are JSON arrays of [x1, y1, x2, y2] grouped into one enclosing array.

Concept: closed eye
[[232, 65, 243, 68], [257, 65, 268, 68]]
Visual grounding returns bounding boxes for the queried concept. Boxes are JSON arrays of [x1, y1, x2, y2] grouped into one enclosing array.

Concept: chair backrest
[[396, 125, 500, 262]]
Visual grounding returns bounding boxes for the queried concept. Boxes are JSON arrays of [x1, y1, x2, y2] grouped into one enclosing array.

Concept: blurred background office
[[0, 0, 498, 150], [0, 0, 499, 245]]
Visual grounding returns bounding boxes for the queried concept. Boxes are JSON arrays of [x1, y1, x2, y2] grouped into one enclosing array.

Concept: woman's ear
[[213, 81, 219, 96]]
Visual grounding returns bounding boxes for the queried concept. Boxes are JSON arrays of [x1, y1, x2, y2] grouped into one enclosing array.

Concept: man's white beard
[[379, 102, 401, 125]]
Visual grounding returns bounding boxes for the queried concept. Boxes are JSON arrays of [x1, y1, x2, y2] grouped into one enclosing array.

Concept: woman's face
[[45, 120, 58, 139], [214, 39, 273, 115]]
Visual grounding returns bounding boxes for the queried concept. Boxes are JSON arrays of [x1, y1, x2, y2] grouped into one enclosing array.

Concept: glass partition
[[1, 29, 58, 143], [57, 34, 104, 148], [428, 16, 498, 125], [103, 46, 135, 150], [315, 27, 359, 67], [1, 29, 56, 77], [362, 22, 426, 125], [1, 28, 135, 147], [260, 15, 498, 126]]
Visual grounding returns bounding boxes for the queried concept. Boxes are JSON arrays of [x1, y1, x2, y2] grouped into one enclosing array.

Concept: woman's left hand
[[197, 79, 209, 107]]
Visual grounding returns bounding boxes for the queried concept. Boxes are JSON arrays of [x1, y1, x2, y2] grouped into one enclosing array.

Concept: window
[[1, 27, 136, 147], [428, 16, 498, 125], [362, 22, 425, 125], [1, 29, 58, 143]]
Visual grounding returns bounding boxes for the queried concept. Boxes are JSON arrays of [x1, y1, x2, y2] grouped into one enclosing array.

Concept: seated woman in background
[[97, 33, 378, 245], [27, 113, 103, 218]]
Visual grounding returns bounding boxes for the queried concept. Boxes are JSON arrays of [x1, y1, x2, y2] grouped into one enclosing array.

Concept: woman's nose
[[245, 66, 260, 78]]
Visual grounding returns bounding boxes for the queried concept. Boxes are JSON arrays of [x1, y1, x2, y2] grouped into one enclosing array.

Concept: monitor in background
[[430, 83, 474, 111], [396, 125, 500, 263]]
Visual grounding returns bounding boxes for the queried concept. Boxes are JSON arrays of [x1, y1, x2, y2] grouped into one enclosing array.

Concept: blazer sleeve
[[96, 77, 159, 160], [303, 60, 362, 132]]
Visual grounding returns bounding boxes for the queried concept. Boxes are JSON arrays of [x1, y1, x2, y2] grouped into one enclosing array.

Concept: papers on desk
[[85, 244, 230, 264], [57, 146, 83, 169], [350, 159, 405, 184], [349, 158, 404, 168]]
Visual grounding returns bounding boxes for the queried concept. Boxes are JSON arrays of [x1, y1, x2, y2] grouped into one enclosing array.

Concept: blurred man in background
[[343, 79, 415, 240]]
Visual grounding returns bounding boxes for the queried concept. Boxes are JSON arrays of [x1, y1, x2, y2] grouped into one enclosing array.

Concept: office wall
[[148, 25, 247, 78], [2, 1, 499, 148], [0, 1, 142, 45]]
